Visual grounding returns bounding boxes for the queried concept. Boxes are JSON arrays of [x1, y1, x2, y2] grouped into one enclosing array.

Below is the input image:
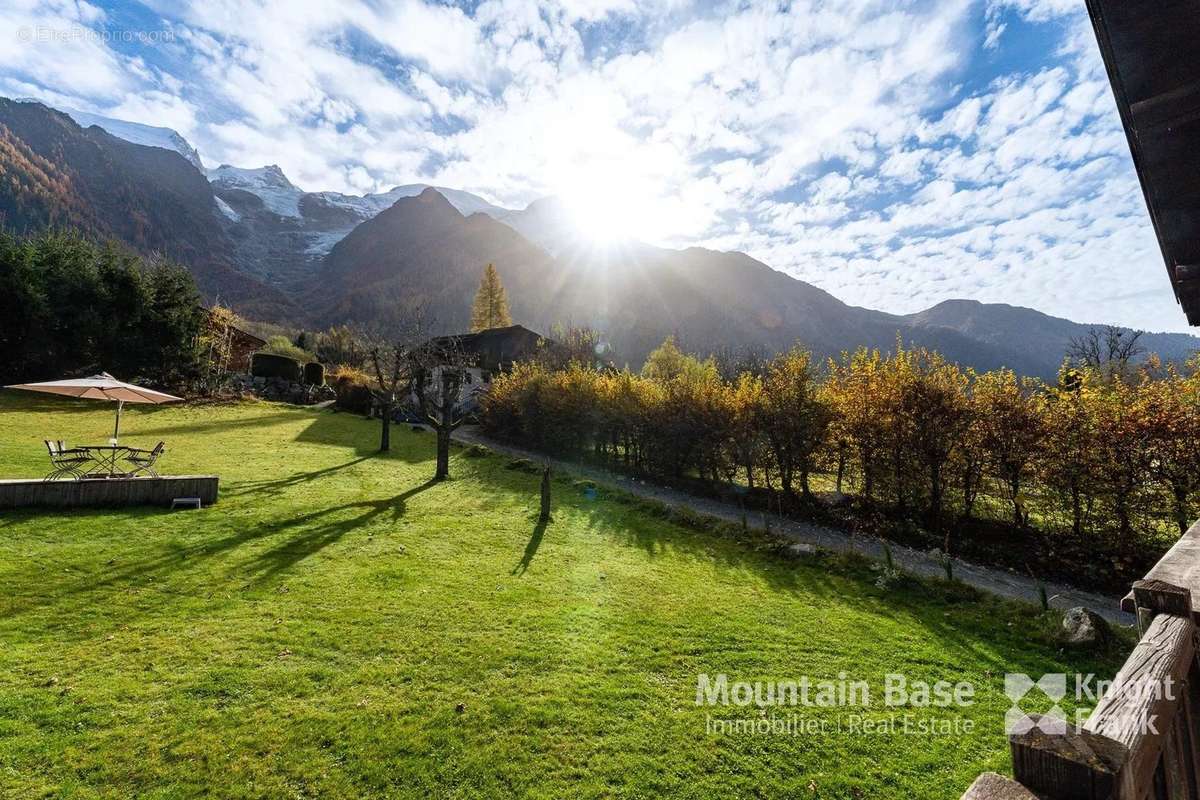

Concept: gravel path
[[453, 426, 1135, 626]]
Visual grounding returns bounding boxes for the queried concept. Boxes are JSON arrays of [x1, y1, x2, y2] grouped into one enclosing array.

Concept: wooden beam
[[1133, 579, 1194, 623], [1009, 614, 1196, 800], [1085, 613, 1196, 799], [1122, 520, 1200, 622], [1131, 83, 1200, 131], [976, 516, 1200, 799]]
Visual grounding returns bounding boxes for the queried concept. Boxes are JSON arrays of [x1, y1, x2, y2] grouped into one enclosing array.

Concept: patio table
[[77, 445, 135, 478]]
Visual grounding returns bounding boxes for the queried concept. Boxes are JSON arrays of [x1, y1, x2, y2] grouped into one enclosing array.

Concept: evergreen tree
[[470, 263, 513, 331], [0, 229, 202, 385]]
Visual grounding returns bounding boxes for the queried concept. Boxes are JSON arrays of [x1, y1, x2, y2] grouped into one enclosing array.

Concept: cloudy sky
[[1, 0, 1187, 332]]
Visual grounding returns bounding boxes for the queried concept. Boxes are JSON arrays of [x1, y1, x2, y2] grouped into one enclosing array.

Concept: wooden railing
[[964, 521, 1200, 800]]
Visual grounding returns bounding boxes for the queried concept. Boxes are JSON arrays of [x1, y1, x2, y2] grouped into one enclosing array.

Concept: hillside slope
[[319, 188, 558, 330], [903, 300, 1199, 371], [317, 190, 1181, 374], [0, 99, 295, 320]]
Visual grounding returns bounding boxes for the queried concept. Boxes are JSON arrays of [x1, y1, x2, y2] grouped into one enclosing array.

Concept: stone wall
[[227, 373, 335, 405]]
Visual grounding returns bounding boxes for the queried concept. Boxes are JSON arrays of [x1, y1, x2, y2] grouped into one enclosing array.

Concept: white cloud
[[369, 0, 488, 82], [0, 0, 127, 99], [988, 0, 1081, 23], [0, 0, 1186, 331]]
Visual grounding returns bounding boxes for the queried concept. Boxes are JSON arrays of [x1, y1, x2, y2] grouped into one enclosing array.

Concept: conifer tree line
[[483, 336, 1200, 587], [0, 230, 203, 386]]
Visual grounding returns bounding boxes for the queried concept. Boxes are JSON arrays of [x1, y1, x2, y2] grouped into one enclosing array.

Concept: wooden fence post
[[1009, 716, 1126, 800], [539, 465, 551, 523]]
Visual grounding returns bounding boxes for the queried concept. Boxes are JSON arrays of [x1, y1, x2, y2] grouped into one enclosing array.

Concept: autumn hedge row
[[482, 339, 1200, 561]]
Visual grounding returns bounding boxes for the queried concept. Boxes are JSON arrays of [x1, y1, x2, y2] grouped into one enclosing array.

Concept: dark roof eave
[[1084, 0, 1200, 325]]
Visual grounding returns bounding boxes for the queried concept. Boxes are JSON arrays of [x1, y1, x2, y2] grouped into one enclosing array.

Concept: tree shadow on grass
[[292, 409, 436, 462], [459, 455, 1126, 680], [236, 478, 438, 583], [0, 478, 440, 622], [130, 410, 303, 437], [226, 456, 375, 499], [512, 517, 549, 576]]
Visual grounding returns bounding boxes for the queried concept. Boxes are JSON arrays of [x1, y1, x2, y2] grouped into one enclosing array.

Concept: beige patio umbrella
[[5, 372, 182, 444]]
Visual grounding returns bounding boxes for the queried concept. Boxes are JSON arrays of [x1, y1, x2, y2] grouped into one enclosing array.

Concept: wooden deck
[[0, 475, 218, 509]]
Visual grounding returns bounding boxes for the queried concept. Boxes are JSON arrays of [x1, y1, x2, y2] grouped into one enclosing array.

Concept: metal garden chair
[[124, 441, 166, 477], [44, 440, 91, 481]]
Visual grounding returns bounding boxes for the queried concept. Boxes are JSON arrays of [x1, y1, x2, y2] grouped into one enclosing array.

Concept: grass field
[[0, 394, 1126, 799]]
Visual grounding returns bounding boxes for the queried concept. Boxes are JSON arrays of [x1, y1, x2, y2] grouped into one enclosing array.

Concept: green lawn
[[0, 395, 1124, 799]]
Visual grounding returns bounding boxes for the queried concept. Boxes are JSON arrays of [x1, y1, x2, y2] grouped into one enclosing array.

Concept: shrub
[[329, 364, 372, 385], [251, 352, 302, 382], [874, 565, 902, 590], [330, 364, 373, 414], [479, 334, 1200, 592], [260, 335, 314, 363]]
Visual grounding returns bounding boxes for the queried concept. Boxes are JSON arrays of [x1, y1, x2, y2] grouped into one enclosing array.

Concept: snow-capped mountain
[[288, 181, 508, 221], [30, 100, 521, 284], [209, 163, 509, 230], [5, 98, 1197, 378], [39, 102, 511, 230], [208, 164, 304, 218], [60, 107, 203, 169], [205, 163, 517, 289]]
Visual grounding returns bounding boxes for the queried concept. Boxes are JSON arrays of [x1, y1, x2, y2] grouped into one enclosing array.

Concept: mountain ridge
[[1, 98, 1195, 377], [57, 105, 204, 169], [313, 188, 1200, 376], [0, 98, 297, 321]]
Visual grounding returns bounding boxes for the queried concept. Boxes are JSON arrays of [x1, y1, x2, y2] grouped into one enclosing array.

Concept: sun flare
[[562, 183, 644, 244], [553, 155, 672, 246]]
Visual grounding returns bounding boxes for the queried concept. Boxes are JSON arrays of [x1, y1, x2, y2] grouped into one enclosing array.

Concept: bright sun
[[562, 184, 642, 244], [555, 160, 663, 246]]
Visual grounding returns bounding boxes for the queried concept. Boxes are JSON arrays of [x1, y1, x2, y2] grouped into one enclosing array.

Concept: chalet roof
[[1086, 0, 1200, 324], [201, 306, 266, 347], [427, 325, 547, 370], [230, 324, 266, 347]]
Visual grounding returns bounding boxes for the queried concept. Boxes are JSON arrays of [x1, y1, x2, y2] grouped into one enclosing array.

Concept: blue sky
[[0, 0, 1185, 332]]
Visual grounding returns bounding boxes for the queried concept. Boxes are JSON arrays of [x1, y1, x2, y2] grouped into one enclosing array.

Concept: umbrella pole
[[112, 401, 124, 477]]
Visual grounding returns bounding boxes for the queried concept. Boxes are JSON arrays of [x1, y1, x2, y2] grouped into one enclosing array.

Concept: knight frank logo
[[1004, 673, 1069, 735], [1005, 672, 1178, 736]]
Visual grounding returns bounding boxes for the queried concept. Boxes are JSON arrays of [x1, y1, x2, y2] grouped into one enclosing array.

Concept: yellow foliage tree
[[470, 263, 513, 332]]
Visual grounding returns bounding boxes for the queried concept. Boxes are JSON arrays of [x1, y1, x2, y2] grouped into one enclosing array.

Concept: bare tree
[[535, 324, 613, 370], [368, 343, 411, 452], [1066, 325, 1145, 382], [411, 335, 474, 480], [363, 307, 427, 453]]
